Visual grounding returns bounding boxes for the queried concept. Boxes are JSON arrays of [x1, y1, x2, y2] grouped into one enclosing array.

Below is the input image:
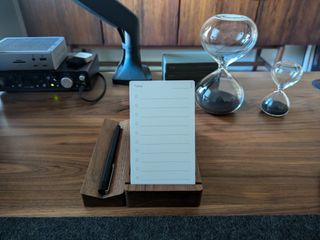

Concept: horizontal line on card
[[139, 134, 189, 136], [140, 98, 189, 100], [139, 116, 189, 118], [141, 152, 190, 154], [137, 178, 192, 181], [140, 143, 189, 145], [140, 170, 191, 173], [140, 125, 188, 127], [140, 161, 190, 163], [140, 106, 189, 109]]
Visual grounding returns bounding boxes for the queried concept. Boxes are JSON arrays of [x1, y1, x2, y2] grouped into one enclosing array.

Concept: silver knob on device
[[60, 77, 73, 89], [79, 75, 86, 81]]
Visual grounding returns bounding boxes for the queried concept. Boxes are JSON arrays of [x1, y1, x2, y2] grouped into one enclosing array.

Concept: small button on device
[[60, 77, 73, 89], [79, 75, 86, 81]]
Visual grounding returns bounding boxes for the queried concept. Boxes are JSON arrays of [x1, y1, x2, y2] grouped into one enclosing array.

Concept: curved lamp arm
[[73, 0, 152, 84]]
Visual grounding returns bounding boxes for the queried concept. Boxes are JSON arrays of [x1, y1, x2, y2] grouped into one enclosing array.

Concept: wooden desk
[[1, 72, 320, 217]]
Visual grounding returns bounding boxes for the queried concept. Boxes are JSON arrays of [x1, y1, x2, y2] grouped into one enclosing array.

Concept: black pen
[[98, 125, 121, 195]]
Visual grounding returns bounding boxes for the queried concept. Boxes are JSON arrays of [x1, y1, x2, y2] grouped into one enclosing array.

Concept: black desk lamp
[[73, 0, 152, 84]]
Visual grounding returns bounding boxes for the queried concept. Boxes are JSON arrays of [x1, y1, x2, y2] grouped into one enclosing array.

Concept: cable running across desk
[[78, 72, 107, 103]]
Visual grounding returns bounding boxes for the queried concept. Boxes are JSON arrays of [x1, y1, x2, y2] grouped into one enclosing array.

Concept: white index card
[[129, 80, 195, 184]]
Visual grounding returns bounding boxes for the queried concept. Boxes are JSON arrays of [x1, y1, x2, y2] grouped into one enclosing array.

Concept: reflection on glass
[[260, 61, 303, 117], [196, 14, 258, 115]]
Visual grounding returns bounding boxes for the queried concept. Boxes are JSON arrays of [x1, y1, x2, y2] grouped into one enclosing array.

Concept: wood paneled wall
[[18, 0, 320, 47], [18, 0, 103, 45], [178, 0, 260, 46], [102, 0, 179, 46], [257, 0, 320, 46]]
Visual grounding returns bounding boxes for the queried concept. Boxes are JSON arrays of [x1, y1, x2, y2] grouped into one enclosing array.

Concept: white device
[[0, 37, 68, 71], [73, 52, 94, 63]]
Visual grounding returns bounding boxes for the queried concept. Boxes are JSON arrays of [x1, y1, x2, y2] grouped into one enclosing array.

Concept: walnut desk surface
[[1, 72, 320, 217]]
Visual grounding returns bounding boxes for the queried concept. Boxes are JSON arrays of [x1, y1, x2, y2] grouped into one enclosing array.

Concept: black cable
[[78, 72, 107, 103]]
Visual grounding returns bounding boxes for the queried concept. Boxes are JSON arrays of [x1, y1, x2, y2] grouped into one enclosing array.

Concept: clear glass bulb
[[196, 14, 258, 115], [261, 61, 303, 117]]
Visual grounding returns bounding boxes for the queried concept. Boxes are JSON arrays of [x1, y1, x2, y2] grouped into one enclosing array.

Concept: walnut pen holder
[[81, 119, 203, 207]]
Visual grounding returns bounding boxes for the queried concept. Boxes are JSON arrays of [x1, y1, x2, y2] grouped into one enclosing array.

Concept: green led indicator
[[52, 94, 60, 102], [50, 83, 55, 87]]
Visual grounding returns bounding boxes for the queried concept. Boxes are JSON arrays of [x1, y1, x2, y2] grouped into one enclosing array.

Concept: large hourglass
[[195, 14, 258, 115]]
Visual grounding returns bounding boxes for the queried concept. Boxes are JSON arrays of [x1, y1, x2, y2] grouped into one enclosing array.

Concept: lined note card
[[129, 81, 195, 184]]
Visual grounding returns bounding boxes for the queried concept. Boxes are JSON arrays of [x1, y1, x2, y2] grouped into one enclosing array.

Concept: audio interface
[[0, 53, 99, 92]]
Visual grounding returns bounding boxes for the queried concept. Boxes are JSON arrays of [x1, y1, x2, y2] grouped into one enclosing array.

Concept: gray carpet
[[1, 216, 320, 240]]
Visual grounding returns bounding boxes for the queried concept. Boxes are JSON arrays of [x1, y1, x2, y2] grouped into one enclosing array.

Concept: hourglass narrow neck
[[218, 61, 228, 70], [275, 89, 285, 94], [216, 55, 234, 69], [276, 84, 283, 92]]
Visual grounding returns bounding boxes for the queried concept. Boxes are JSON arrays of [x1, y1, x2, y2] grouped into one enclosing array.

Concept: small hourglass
[[196, 14, 258, 115], [261, 61, 303, 117]]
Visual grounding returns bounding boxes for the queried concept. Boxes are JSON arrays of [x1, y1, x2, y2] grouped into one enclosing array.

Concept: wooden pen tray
[[81, 119, 203, 207]]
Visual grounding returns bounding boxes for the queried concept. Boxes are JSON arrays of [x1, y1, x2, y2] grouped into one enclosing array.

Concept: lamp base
[[112, 64, 152, 85]]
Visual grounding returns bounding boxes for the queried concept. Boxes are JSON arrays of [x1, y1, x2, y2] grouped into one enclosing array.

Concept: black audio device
[[0, 53, 99, 92]]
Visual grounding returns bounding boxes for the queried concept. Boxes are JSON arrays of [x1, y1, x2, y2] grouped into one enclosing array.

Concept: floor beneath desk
[[1, 216, 320, 240]]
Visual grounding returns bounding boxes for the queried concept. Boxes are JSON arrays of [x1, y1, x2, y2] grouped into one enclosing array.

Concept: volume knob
[[60, 77, 73, 89]]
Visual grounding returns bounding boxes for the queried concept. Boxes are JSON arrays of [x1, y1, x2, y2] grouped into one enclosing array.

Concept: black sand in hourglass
[[261, 100, 289, 116], [201, 90, 240, 115]]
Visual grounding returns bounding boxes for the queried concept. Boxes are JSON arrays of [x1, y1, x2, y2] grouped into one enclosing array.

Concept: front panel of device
[[0, 71, 93, 92]]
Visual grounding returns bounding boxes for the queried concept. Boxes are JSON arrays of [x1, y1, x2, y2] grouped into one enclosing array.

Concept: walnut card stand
[[81, 119, 203, 207]]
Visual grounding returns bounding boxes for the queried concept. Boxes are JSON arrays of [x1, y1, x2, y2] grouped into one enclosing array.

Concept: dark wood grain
[[1, 72, 320, 216], [80, 119, 127, 207], [178, 0, 260, 46], [18, 0, 320, 47], [18, 0, 103, 45], [102, 0, 180, 46], [257, 0, 320, 46], [81, 119, 202, 207]]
